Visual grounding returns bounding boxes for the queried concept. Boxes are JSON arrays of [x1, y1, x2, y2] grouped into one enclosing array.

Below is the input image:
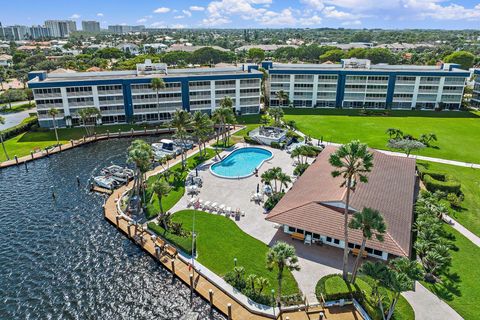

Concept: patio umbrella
[[196, 168, 198, 177], [257, 184, 259, 193]]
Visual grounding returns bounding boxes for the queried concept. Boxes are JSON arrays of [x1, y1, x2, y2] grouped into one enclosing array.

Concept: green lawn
[[417, 161, 480, 237], [145, 148, 217, 220], [0, 123, 157, 162], [316, 274, 413, 320], [0, 102, 35, 113], [422, 224, 480, 320], [282, 108, 480, 163], [148, 210, 299, 296]]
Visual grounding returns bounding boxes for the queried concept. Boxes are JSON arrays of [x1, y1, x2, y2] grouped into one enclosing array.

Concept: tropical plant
[[260, 114, 271, 125], [275, 90, 289, 107], [151, 77, 166, 122], [258, 67, 269, 108], [268, 107, 284, 127], [77, 107, 101, 136], [213, 97, 236, 147], [255, 277, 270, 294], [170, 109, 192, 169], [290, 145, 321, 165], [261, 167, 291, 193], [329, 140, 374, 280], [192, 111, 213, 157], [385, 128, 404, 140], [246, 273, 257, 291], [0, 116, 9, 160], [48, 108, 60, 145], [151, 179, 172, 220], [387, 139, 426, 157], [361, 258, 422, 320], [348, 207, 386, 283], [127, 139, 153, 212], [419, 133, 437, 147], [266, 241, 300, 302]]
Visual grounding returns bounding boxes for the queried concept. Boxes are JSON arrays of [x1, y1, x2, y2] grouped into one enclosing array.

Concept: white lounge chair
[[218, 204, 225, 213], [204, 201, 211, 210], [226, 206, 232, 216], [211, 202, 218, 212]]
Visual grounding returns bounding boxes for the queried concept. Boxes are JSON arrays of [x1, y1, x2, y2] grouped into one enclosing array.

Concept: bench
[[291, 232, 305, 241], [351, 248, 367, 258], [165, 245, 178, 258]]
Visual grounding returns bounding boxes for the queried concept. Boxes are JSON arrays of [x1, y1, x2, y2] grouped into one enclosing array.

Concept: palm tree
[[192, 111, 213, 157], [360, 261, 389, 316], [127, 139, 153, 213], [258, 67, 269, 109], [266, 241, 300, 303], [385, 128, 403, 140], [255, 277, 270, 294], [151, 179, 172, 226], [170, 109, 192, 169], [151, 78, 166, 122], [213, 97, 235, 147], [246, 274, 257, 291], [277, 172, 291, 193], [348, 207, 386, 283], [0, 67, 6, 91], [276, 90, 289, 107], [268, 107, 284, 127], [0, 116, 10, 160], [48, 108, 60, 145], [329, 140, 374, 281]]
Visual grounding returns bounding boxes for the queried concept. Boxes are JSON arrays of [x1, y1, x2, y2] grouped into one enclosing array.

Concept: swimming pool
[[210, 147, 273, 179]]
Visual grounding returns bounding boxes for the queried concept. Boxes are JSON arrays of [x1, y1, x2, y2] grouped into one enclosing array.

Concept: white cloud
[[301, 0, 325, 11], [150, 22, 166, 28], [202, 16, 232, 26], [341, 19, 361, 25], [322, 6, 360, 19], [300, 14, 322, 26], [174, 15, 185, 19], [402, 0, 480, 20], [70, 13, 81, 19], [154, 7, 171, 14], [182, 10, 192, 17], [96, 13, 104, 17], [137, 18, 148, 23], [190, 6, 205, 11]]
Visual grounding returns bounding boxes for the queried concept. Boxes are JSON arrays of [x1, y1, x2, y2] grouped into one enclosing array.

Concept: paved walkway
[[402, 282, 463, 320], [0, 102, 36, 130], [444, 215, 480, 247]]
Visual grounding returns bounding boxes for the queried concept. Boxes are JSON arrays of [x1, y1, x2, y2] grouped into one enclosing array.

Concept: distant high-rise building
[[108, 25, 145, 34], [29, 25, 51, 39], [81, 20, 100, 33], [45, 20, 76, 38], [0, 23, 29, 41]]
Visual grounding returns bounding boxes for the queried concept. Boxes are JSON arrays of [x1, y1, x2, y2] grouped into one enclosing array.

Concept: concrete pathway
[[444, 215, 480, 247], [402, 282, 463, 320], [0, 102, 36, 130]]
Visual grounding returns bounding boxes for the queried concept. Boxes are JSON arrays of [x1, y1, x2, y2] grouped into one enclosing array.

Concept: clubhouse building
[[28, 58, 470, 128], [266, 146, 417, 260]]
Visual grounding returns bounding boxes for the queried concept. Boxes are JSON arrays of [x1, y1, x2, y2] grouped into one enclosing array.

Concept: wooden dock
[[102, 131, 362, 320], [0, 127, 175, 169]]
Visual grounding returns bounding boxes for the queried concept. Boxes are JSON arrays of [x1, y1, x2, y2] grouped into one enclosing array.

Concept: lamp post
[[271, 289, 275, 317], [234, 257, 237, 267]]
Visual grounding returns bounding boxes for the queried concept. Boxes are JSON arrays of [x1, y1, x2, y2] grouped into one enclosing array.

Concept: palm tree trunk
[[0, 133, 9, 160], [342, 179, 352, 281], [277, 273, 283, 303], [53, 116, 59, 145], [386, 294, 399, 320], [156, 89, 160, 123], [159, 196, 163, 214], [350, 238, 366, 283]]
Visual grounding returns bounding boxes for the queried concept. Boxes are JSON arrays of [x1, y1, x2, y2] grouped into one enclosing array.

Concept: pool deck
[[104, 132, 363, 320]]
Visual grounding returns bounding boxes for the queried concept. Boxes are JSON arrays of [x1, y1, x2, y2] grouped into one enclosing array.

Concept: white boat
[[93, 176, 118, 190], [101, 165, 134, 183], [152, 139, 182, 154]]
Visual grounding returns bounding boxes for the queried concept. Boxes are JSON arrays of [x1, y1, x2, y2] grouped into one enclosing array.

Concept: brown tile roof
[[266, 146, 416, 257]]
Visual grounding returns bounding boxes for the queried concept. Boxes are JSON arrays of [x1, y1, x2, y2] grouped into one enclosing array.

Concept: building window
[[288, 226, 296, 233], [333, 238, 340, 245]]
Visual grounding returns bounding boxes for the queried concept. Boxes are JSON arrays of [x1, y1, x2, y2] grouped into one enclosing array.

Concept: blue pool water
[[210, 147, 273, 178]]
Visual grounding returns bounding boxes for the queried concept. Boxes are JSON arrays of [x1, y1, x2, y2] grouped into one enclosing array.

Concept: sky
[[1, 0, 480, 30]]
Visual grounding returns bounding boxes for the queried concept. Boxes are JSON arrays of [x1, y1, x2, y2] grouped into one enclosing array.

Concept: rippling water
[[0, 138, 224, 320]]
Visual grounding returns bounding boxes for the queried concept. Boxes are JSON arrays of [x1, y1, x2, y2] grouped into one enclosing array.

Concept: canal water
[[0, 138, 224, 319]]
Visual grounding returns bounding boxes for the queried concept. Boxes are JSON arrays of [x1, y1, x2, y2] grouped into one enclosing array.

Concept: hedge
[[244, 136, 260, 145], [418, 169, 446, 181], [315, 274, 362, 301], [423, 174, 461, 194], [0, 116, 38, 140]]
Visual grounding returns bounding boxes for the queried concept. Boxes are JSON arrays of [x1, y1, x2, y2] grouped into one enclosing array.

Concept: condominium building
[[29, 25, 51, 39], [45, 20, 77, 38], [107, 25, 145, 34], [0, 23, 29, 41], [264, 59, 468, 110], [28, 60, 262, 128], [472, 69, 480, 108], [81, 21, 101, 33]]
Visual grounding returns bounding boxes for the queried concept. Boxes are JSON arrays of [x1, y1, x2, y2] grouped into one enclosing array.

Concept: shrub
[[418, 169, 446, 181], [264, 192, 285, 211], [270, 141, 283, 149], [423, 174, 461, 194], [243, 288, 274, 305], [293, 163, 309, 176], [315, 274, 362, 301], [286, 130, 303, 142], [447, 193, 463, 209], [244, 136, 260, 145]]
